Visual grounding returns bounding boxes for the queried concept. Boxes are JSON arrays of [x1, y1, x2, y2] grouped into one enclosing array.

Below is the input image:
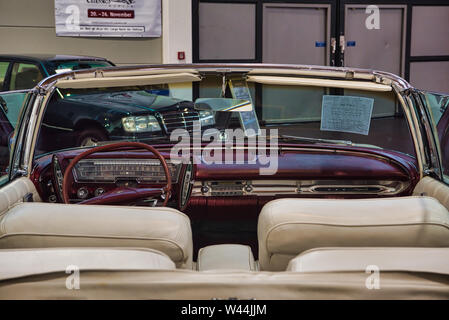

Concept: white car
[[0, 64, 448, 299]]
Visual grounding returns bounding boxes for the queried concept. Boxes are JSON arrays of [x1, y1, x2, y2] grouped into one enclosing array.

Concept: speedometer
[[72, 159, 181, 183]]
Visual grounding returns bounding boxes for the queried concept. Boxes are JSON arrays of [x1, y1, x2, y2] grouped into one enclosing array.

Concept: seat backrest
[[0, 203, 193, 269], [258, 197, 449, 271]]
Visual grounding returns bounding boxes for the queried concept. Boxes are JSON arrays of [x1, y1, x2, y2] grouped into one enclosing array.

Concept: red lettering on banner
[[87, 9, 135, 19]]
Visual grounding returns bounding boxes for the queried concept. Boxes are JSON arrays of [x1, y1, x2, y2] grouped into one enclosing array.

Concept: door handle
[[330, 37, 336, 66], [339, 35, 345, 66]]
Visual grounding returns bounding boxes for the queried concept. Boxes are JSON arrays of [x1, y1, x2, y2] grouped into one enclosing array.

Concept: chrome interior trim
[[192, 180, 409, 197], [72, 159, 182, 183]]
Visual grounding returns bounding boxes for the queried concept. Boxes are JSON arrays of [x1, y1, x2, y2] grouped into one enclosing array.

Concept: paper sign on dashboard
[[320, 95, 374, 135]]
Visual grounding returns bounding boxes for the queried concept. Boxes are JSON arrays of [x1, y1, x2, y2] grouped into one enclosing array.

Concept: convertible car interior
[[0, 64, 448, 299]]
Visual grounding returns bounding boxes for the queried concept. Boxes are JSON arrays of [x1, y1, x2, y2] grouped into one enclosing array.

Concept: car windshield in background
[[34, 73, 416, 158], [49, 60, 114, 74]]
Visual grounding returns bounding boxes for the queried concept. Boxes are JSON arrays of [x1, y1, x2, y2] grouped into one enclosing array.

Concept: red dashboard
[[31, 143, 418, 208]]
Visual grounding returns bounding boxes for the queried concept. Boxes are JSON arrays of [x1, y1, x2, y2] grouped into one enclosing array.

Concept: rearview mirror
[[194, 98, 253, 112]]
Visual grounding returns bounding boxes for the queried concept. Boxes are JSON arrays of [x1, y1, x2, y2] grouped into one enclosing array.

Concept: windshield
[[47, 60, 114, 74], [34, 72, 416, 158]]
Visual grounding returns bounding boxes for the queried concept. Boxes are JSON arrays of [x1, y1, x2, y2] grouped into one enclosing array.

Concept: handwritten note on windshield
[[320, 95, 374, 135]]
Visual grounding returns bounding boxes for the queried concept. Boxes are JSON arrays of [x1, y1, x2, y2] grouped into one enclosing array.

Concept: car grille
[[159, 110, 200, 134]]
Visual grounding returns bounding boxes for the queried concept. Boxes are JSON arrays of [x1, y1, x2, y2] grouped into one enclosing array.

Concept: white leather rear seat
[[287, 247, 449, 275], [0, 203, 193, 269], [258, 197, 449, 271], [0, 248, 175, 281]]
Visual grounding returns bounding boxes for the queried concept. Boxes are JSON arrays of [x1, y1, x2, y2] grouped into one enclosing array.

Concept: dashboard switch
[[201, 186, 209, 194]]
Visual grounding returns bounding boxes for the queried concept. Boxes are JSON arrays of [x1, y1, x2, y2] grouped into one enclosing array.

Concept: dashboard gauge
[[72, 159, 181, 183], [180, 163, 193, 210], [52, 155, 64, 201]]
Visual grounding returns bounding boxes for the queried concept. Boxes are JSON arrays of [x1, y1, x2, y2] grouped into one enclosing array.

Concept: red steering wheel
[[62, 142, 172, 206]]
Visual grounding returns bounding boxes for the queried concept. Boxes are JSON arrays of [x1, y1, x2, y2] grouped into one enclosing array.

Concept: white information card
[[320, 95, 374, 135]]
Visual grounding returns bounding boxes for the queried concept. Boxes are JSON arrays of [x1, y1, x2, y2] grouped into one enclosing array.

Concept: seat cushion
[[287, 247, 449, 275], [258, 197, 449, 271], [197, 244, 257, 271], [0, 203, 193, 269], [0, 247, 176, 281]]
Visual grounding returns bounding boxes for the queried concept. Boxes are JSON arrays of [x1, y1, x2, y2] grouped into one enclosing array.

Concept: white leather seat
[[0, 203, 193, 269], [287, 247, 449, 275], [0, 248, 176, 281], [258, 197, 449, 271], [413, 176, 449, 209], [0, 177, 41, 216]]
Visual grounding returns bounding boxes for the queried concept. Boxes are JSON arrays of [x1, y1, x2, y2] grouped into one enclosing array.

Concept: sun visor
[[246, 75, 392, 92], [55, 73, 201, 89]]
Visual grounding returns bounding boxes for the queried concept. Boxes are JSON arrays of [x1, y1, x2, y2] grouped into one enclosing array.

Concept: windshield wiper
[[277, 134, 354, 146], [276, 134, 383, 149]]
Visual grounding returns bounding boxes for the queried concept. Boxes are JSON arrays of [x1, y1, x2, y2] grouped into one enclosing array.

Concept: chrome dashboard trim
[[72, 158, 182, 184], [192, 180, 410, 197]]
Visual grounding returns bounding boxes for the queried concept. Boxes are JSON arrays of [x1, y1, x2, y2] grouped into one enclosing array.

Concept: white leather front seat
[[0, 203, 193, 269], [258, 197, 449, 271]]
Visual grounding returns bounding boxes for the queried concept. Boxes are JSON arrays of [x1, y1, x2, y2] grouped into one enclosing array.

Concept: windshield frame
[[21, 64, 427, 177]]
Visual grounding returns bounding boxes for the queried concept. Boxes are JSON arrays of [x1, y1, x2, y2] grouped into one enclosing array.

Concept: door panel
[[198, 2, 256, 61], [410, 61, 449, 94], [263, 3, 331, 65], [344, 5, 406, 76]]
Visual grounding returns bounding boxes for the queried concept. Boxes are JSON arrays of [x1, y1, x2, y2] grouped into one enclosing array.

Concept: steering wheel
[[62, 142, 172, 206]]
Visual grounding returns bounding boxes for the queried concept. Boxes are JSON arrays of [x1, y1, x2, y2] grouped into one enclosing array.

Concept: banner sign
[[55, 0, 161, 37]]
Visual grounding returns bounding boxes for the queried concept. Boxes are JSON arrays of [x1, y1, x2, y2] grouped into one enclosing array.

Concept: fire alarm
[[177, 51, 185, 60]]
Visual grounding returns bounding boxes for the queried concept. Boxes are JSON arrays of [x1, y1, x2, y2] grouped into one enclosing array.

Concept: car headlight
[[122, 115, 161, 133], [199, 110, 215, 127]]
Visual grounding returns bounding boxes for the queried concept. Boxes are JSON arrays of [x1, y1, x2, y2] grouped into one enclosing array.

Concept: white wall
[[0, 0, 164, 66], [162, 0, 192, 64]]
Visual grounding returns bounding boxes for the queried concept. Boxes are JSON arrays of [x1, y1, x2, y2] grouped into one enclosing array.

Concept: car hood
[[64, 91, 192, 114]]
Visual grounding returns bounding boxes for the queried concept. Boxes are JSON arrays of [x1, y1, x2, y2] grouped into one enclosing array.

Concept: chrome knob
[[201, 186, 209, 194], [77, 187, 89, 199]]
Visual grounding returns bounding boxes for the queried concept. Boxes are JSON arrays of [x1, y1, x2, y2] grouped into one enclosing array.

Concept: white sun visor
[[55, 73, 201, 89], [246, 75, 392, 92]]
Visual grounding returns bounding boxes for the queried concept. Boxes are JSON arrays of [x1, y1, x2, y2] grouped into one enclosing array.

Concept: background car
[[0, 54, 115, 92], [37, 89, 215, 153]]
